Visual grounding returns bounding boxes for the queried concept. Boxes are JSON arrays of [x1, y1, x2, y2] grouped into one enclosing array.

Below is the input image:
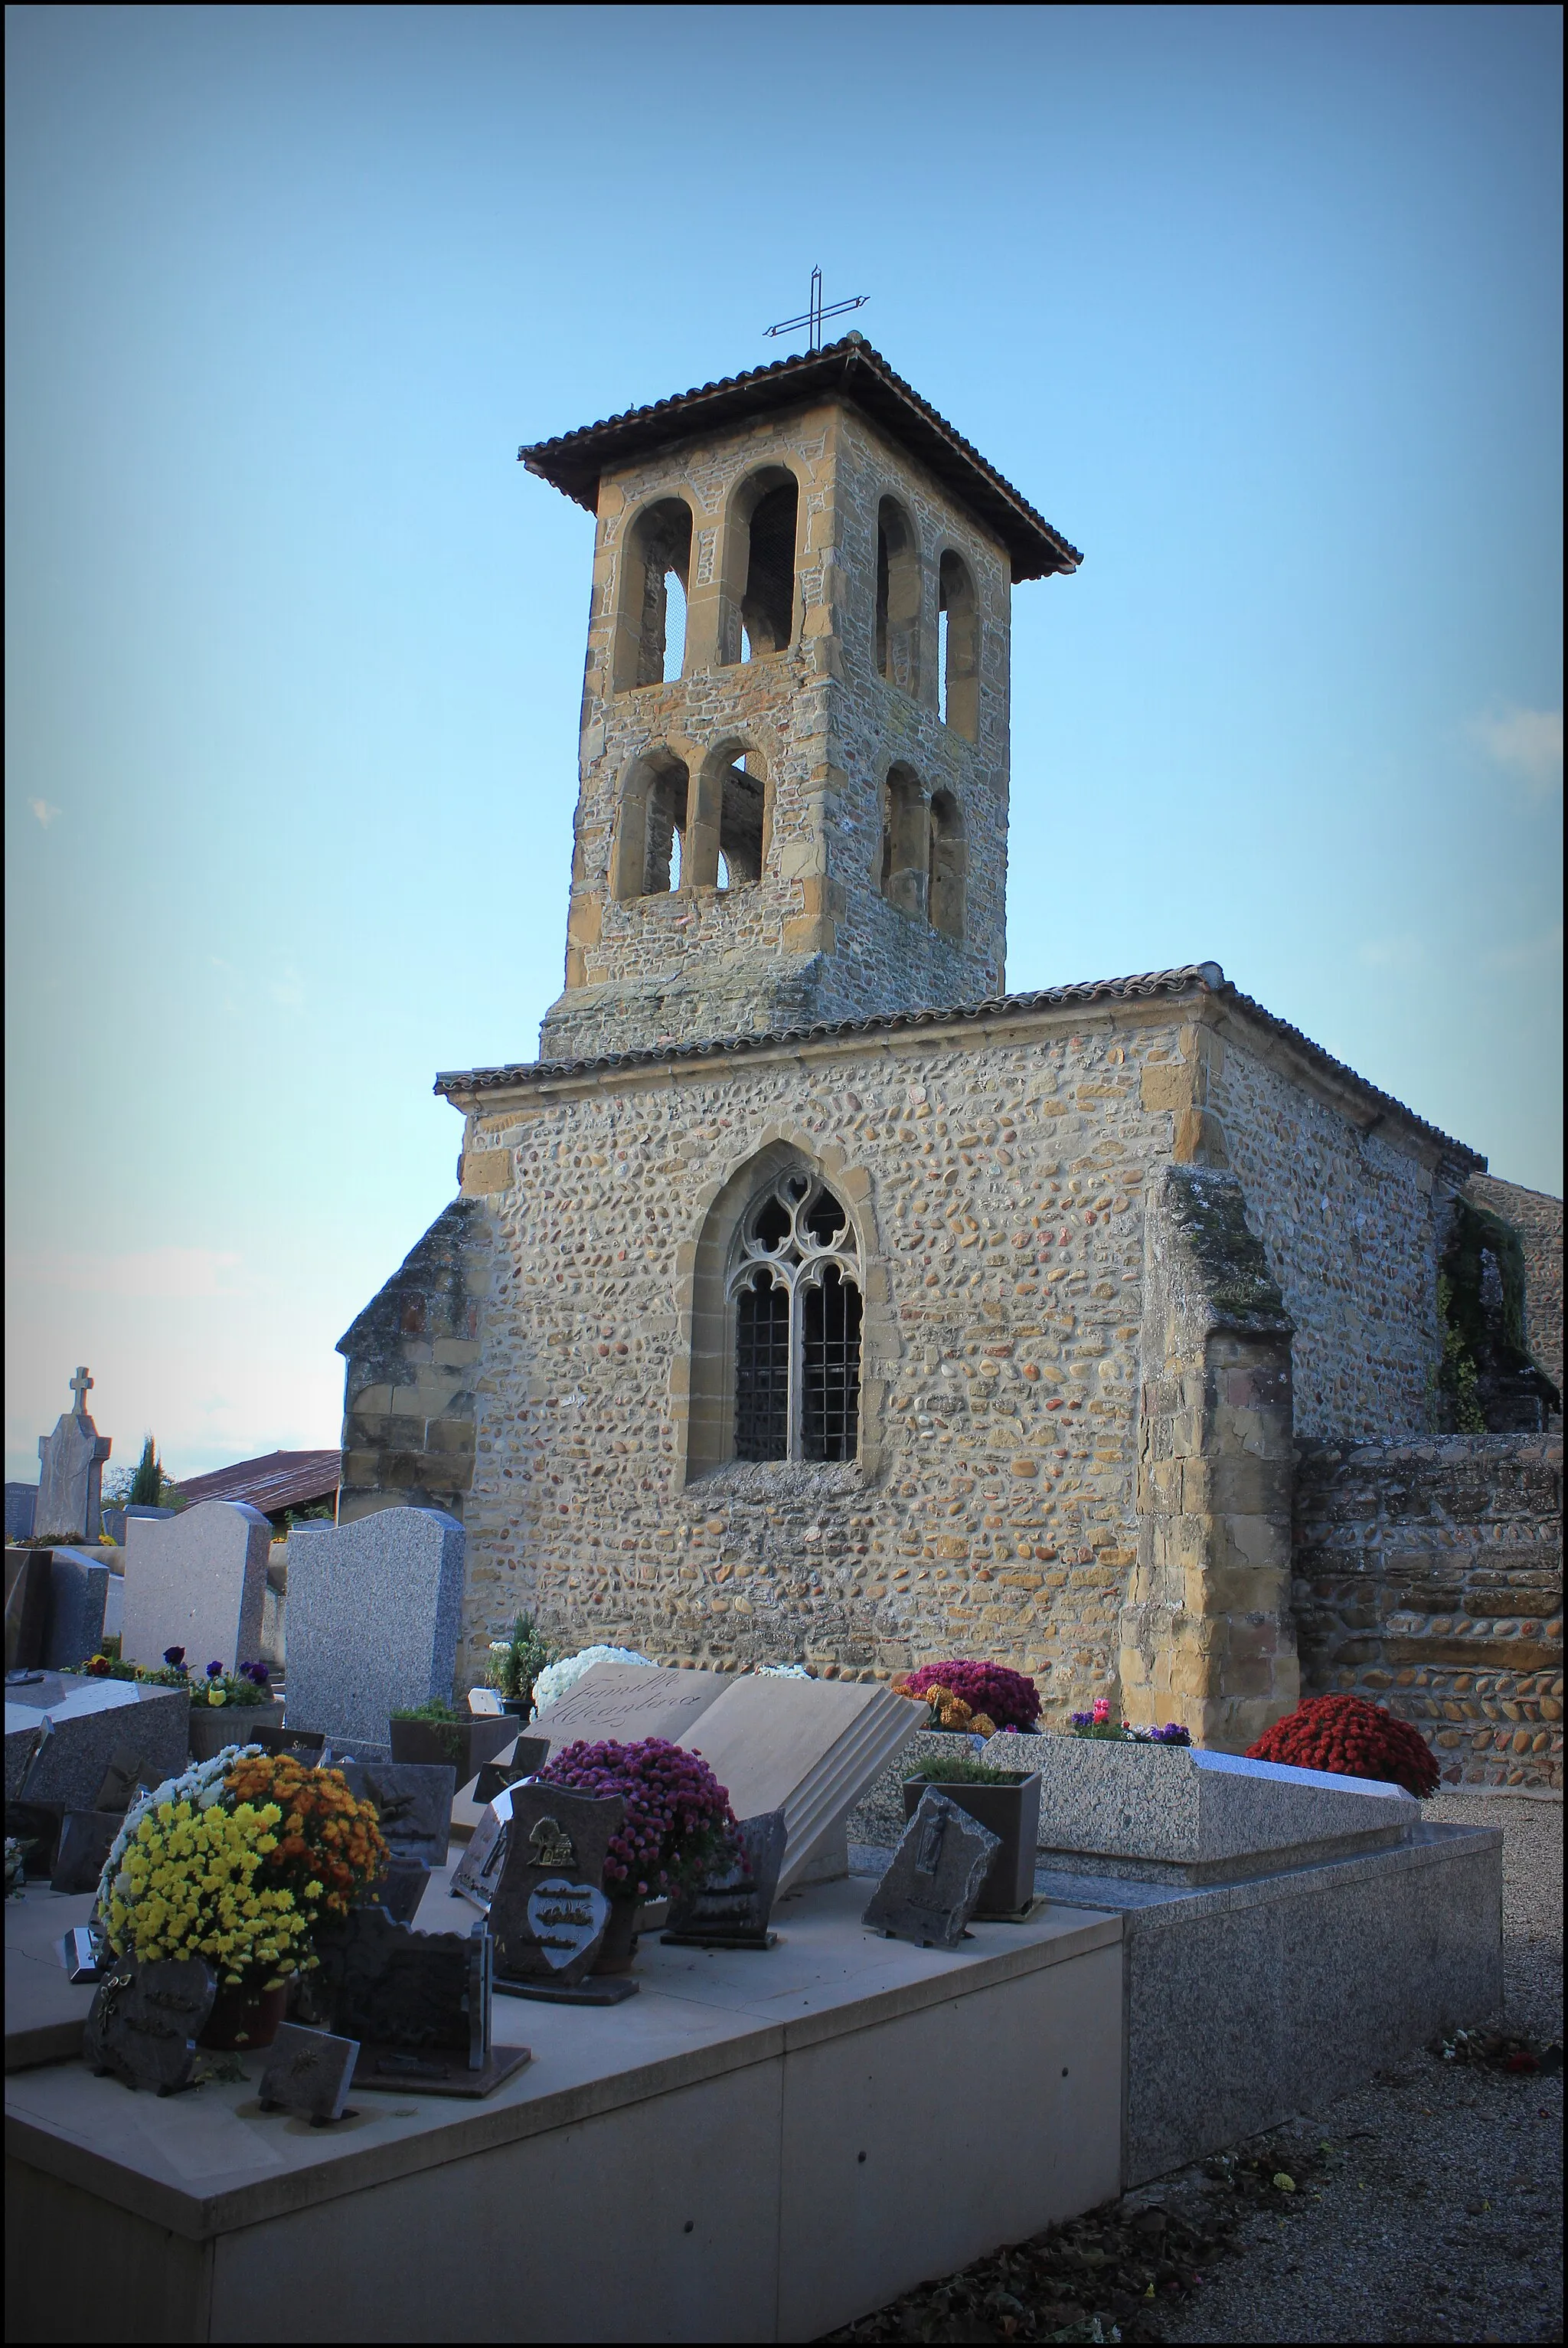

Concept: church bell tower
[[521, 336, 1080, 1061]]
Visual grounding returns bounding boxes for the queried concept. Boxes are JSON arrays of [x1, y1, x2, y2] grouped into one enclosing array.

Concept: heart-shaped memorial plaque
[[526, 1876, 611, 1970]]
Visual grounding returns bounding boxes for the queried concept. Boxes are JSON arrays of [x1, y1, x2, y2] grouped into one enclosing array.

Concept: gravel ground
[[1156, 1794, 1563, 2346], [831, 1792, 1562, 2346]]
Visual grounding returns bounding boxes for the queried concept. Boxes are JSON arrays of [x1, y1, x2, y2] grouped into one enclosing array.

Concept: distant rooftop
[[518, 335, 1083, 584], [174, 1449, 338, 1520]]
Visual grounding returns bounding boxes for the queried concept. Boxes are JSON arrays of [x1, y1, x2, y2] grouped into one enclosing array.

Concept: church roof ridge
[[434, 963, 1485, 1172], [518, 335, 1083, 584]]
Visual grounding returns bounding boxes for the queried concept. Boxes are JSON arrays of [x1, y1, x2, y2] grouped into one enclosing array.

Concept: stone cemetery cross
[[34, 1365, 112, 1543], [70, 1368, 92, 1410]]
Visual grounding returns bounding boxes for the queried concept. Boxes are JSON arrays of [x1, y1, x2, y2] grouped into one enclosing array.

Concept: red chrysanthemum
[[1246, 1695, 1439, 1798]]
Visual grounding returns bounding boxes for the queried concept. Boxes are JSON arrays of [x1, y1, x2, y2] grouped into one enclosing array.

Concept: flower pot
[[188, 1699, 287, 1762], [388, 1716, 517, 1776], [198, 1979, 288, 2051], [902, 1771, 1041, 1917], [591, 1895, 642, 1976]]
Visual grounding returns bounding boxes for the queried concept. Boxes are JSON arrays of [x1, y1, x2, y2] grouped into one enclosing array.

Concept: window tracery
[[729, 1172, 861, 1462]]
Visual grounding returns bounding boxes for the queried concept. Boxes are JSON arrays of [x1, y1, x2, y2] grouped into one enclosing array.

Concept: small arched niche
[[875, 497, 921, 697], [937, 551, 979, 741], [610, 747, 691, 900], [688, 738, 772, 891], [929, 788, 966, 941], [612, 498, 692, 692], [880, 763, 928, 919]]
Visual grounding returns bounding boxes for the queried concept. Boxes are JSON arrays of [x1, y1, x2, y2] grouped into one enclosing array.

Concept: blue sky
[[5, 3, 1562, 1481]]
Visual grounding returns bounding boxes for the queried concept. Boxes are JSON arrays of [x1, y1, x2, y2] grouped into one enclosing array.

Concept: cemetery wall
[[365, 983, 1476, 1715], [1465, 1172, 1563, 1401], [1292, 1431, 1563, 1790]]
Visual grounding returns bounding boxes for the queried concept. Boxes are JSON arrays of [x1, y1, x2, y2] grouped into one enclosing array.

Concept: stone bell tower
[[523, 336, 1081, 1061]]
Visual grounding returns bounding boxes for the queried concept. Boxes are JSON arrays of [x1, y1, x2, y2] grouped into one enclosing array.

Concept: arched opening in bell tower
[[876, 497, 921, 697], [727, 468, 799, 662], [938, 550, 979, 741], [610, 747, 691, 900], [612, 498, 693, 692]]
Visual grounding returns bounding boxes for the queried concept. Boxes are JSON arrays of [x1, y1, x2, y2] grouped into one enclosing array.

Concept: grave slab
[[11, 1678, 191, 1811], [41, 1551, 109, 1671], [679, 1675, 923, 1892], [283, 1507, 465, 1752], [982, 1732, 1419, 1882], [122, 1502, 270, 1678], [6, 1872, 1122, 2343]]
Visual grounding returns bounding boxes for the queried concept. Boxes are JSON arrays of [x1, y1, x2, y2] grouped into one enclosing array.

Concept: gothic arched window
[[729, 1172, 862, 1462]]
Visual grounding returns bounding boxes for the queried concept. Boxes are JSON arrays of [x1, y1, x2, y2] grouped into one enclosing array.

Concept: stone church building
[[338, 337, 1557, 1758]]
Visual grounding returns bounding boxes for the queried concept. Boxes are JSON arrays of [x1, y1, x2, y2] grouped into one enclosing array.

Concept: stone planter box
[[188, 1700, 287, 1762], [389, 1715, 516, 1778], [901, 1771, 1040, 1917]]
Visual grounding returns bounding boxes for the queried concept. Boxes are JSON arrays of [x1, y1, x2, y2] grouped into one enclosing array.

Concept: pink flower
[[1092, 1697, 1112, 1725]]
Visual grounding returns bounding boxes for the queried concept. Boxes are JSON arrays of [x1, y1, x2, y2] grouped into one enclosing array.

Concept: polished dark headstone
[[248, 1724, 327, 1760], [487, 1785, 622, 1993], [472, 1738, 548, 1807], [449, 1805, 508, 1913], [258, 2022, 359, 2122], [664, 1810, 787, 1949], [92, 1743, 150, 1815], [51, 1808, 122, 1895], [337, 1760, 456, 1867], [4, 1548, 52, 1674], [305, 1905, 532, 2098], [861, 1787, 1001, 1951], [83, 1953, 216, 2093], [6, 1799, 65, 1875]]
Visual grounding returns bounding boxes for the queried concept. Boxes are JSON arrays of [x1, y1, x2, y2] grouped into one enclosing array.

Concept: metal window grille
[[801, 1267, 862, 1461], [734, 1270, 790, 1460]]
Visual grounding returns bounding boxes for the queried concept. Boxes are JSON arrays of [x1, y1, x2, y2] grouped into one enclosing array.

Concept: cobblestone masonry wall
[[1293, 1434, 1563, 1790], [394, 991, 1466, 1709], [1465, 1174, 1563, 1405], [538, 400, 1012, 1058], [1204, 1010, 1464, 1439]]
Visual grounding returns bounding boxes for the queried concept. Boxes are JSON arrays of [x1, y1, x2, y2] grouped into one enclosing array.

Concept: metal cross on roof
[[70, 1365, 93, 1414], [765, 266, 868, 355]]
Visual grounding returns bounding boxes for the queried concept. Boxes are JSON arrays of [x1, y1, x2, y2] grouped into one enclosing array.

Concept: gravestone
[[12, 1677, 190, 1810], [337, 1761, 456, 1868], [92, 1743, 151, 1813], [5, 1717, 43, 1803], [51, 1809, 122, 1895], [5, 1548, 52, 1673], [83, 1952, 216, 2094], [665, 1810, 787, 1949], [452, 1737, 549, 1839], [258, 2023, 359, 2122], [306, 1907, 528, 2097], [42, 1549, 109, 1670], [533, 1660, 729, 1754], [100, 1503, 175, 1548], [468, 1686, 503, 1716], [488, 1785, 624, 1995], [678, 1674, 922, 1892], [285, 1507, 465, 1753], [861, 1788, 1000, 1951], [5, 1482, 38, 1544], [122, 1500, 269, 1676], [378, 1857, 433, 1925], [34, 1369, 112, 1544]]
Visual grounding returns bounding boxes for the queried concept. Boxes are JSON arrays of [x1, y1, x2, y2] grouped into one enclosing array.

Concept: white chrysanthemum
[[95, 1743, 264, 1924], [756, 1663, 812, 1678], [531, 1645, 654, 1716]]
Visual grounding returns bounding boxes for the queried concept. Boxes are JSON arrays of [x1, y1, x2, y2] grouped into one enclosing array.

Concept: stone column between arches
[[1120, 1163, 1300, 1751]]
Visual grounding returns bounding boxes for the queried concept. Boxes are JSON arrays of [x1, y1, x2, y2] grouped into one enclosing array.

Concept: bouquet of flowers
[[893, 1659, 1041, 1737], [538, 1737, 737, 1899], [1246, 1694, 1438, 1797], [487, 1613, 560, 1707], [1068, 1699, 1191, 1745], [98, 1784, 314, 1990], [190, 1660, 276, 1709], [222, 1751, 390, 1915]]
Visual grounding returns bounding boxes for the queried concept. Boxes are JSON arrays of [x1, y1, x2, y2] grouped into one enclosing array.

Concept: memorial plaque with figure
[[861, 1789, 1000, 1951], [488, 1784, 630, 2000], [258, 2023, 360, 2122], [664, 1809, 787, 1949], [337, 1761, 456, 1866], [83, 1953, 216, 2094], [449, 1804, 509, 1913]]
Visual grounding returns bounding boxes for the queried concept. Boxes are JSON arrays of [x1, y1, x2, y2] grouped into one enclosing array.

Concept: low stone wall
[[1292, 1434, 1563, 1790]]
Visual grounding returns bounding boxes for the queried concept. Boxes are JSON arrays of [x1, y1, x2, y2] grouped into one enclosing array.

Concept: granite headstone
[[51, 1808, 122, 1895], [258, 2023, 360, 2122], [42, 1548, 110, 1670], [5, 1483, 38, 1544], [122, 1499, 269, 1675], [284, 1507, 465, 1753], [83, 1952, 216, 2094], [34, 1368, 112, 1544], [5, 1548, 52, 1673], [13, 1677, 190, 1810], [861, 1788, 1000, 1951]]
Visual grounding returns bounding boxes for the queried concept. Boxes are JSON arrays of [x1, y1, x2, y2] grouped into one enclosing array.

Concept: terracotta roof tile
[[518, 335, 1082, 584], [173, 1450, 339, 1518]]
